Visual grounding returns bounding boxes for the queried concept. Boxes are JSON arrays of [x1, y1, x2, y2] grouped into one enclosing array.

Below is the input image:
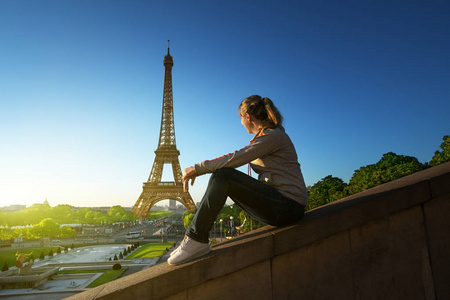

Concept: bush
[[2, 262, 8, 272], [113, 255, 118, 261], [112, 263, 122, 270], [39, 252, 45, 260]]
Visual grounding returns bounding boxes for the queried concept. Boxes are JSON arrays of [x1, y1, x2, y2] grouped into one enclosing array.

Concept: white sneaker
[[169, 238, 186, 257], [169, 244, 181, 257], [168, 236, 211, 265]]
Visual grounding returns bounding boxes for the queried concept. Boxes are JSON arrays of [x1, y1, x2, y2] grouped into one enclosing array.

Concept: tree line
[[306, 135, 449, 210], [0, 205, 173, 241], [0, 205, 137, 228]]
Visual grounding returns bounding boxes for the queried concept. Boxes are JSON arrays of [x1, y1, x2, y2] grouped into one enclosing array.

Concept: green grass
[[58, 269, 111, 274], [87, 269, 127, 287], [0, 247, 61, 269], [58, 268, 127, 288], [147, 211, 173, 220], [125, 242, 173, 260]]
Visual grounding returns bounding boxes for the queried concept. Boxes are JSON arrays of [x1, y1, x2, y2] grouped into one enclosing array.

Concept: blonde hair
[[239, 95, 283, 129]]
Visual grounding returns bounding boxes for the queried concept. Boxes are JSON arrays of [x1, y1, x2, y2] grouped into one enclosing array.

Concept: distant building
[[169, 199, 177, 210], [151, 205, 166, 211], [0, 205, 26, 212]]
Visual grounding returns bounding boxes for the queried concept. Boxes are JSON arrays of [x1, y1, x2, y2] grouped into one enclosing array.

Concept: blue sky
[[1, 0, 449, 208]]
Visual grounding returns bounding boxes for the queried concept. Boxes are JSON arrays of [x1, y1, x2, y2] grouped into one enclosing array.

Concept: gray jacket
[[194, 127, 308, 206]]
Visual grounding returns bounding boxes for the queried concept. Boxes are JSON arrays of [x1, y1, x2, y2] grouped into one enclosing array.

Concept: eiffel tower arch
[[132, 42, 195, 218]]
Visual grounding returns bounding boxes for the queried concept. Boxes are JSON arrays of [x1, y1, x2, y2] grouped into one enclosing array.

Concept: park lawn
[[58, 268, 127, 288], [0, 247, 61, 269], [87, 268, 127, 288], [147, 211, 173, 220], [125, 242, 173, 260]]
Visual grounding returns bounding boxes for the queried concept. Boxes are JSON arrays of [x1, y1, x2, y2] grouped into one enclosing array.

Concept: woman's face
[[239, 108, 257, 134]]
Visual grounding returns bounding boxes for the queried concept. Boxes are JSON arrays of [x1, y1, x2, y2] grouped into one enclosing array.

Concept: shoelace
[[179, 236, 191, 249]]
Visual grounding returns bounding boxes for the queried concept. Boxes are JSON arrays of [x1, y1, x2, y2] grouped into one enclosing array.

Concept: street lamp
[[219, 219, 223, 241], [230, 216, 234, 239]]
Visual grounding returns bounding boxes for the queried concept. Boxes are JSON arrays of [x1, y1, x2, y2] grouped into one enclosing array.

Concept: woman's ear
[[246, 113, 252, 123]]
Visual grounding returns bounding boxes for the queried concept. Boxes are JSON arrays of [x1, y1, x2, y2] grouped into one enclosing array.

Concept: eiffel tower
[[132, 42, 195, 218]]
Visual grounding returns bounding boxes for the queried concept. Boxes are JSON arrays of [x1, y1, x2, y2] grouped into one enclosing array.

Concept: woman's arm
[[195, 129, 283, 176]]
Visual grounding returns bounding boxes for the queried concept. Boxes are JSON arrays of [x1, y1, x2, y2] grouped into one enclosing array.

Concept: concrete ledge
[[67, 162, 450, 300]]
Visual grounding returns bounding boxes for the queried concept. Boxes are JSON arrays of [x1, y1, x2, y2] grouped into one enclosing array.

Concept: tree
[[347, 152, 424, 195], [33, 218, 60, 238], [307, 175, 348, 210], [108, 206, 127, 223], [50, 205, 73, 224], [183, 210, 195, 229], [238, 210, 265, 232], [60, 226, 76, 238], [430, 135, 450, 166]]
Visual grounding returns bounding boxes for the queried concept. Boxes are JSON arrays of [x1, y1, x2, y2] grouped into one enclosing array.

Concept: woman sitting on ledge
[[168, 95, 308, 265]]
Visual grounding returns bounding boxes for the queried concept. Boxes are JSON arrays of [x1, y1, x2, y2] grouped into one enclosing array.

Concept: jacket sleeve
[[194, 132, 281, 176]]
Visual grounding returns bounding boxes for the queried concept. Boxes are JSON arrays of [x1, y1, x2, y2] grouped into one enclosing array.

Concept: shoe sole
[[168, 248, 211, 265]]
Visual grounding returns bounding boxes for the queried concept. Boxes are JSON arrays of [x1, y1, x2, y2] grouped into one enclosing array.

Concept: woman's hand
[[183, 166, 197, 192]]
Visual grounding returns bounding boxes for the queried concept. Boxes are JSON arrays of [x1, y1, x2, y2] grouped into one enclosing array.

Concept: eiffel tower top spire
[[158, 40, 176, 151], [163, 40, 173, 66]]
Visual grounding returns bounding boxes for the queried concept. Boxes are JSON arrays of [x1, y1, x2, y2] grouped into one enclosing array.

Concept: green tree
[[33, 218, 60, 238], [347, 152, 424, 195], [71, 208, 93, 224], [307, 175, 348, 210], [183, 210, 195, 229], [50, 205, 73, 224], [238, 210, 265, 232], [60, 226, 76, 238], [85, 211, 95, 224], [430, 135, 450, 166]]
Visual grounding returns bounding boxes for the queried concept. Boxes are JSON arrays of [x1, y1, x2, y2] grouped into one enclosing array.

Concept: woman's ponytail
[[262, 97, 283, 128], [239, 95, 283, 129]]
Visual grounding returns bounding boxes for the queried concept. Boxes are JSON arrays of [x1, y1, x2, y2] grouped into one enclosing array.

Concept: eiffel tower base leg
[[132, 184, 195, 218]]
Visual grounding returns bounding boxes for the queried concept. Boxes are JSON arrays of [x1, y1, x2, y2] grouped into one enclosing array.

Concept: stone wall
[[67, 162, 450, 300]]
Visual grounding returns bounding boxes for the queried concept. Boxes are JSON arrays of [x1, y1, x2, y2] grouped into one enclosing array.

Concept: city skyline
[[1, 1, 449, 208]]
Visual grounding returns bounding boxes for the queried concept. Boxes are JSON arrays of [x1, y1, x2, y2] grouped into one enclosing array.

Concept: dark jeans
[[186, 168, 305, 243]]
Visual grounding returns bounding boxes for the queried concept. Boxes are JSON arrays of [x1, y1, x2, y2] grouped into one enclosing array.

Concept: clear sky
[[1, 0, 449, 209]]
